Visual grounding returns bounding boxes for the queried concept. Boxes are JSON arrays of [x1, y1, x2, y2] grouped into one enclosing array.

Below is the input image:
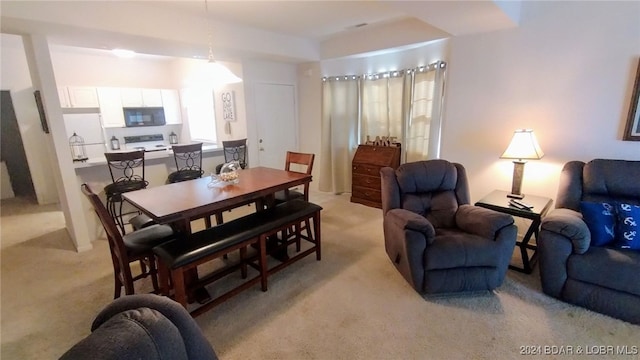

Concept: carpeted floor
[[1, 192, 638, 359]]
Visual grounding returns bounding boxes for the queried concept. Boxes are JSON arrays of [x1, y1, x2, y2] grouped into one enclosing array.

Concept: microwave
[[123, 107, 166, 127]]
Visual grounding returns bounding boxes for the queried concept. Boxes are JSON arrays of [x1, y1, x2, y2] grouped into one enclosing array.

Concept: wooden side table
[[475, 190, 553, 274]]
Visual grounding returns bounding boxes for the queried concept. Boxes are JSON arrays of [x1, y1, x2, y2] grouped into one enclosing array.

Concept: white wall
[[300, 1, 640, 203], [444, 1, 640, 202]]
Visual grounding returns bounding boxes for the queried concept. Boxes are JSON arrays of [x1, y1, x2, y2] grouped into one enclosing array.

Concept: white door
[[254, 83, 297, 169]]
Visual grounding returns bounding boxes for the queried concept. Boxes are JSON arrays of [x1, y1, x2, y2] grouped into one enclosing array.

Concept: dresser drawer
[[352, 163, 382, 176], [352, 186, 382, 203], [352, 174, 381, 189]]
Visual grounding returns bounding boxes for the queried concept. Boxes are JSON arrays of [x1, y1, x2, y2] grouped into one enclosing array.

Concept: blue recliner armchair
[[380, 160, 517, 295]]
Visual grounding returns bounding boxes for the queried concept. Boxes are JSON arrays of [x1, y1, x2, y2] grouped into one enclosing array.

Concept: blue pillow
[[580, 201, 616, 247], [614, 203, 640, 250]]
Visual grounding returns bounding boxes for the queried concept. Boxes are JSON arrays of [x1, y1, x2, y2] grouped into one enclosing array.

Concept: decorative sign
[[221, 91, 236, 122], [365, 135, 400, 147]]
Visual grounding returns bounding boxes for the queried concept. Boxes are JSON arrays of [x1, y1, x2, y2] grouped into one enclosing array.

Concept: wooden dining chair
[[81, 183, 175, 299], [274, 151, 315, 252], [275, 151, 315, 203], [104, 150, 148, 234]]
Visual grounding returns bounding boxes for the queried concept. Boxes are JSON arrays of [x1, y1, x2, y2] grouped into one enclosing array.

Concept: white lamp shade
[[500, 129, 544, 160], [206, 60, 242, 85]]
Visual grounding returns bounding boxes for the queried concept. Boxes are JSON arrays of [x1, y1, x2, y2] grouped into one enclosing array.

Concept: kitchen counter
[[73, 144, 223, 169]]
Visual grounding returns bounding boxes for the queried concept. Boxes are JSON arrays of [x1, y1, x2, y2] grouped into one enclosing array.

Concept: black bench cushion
[[154, 199, 322, 269]]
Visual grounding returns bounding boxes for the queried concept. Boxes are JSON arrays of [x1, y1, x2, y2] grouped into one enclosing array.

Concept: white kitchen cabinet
[[121, 88, 163, 107], [97, 87, 125, 128], [58, 86, 100, 108], [161, 89, 182, 124]]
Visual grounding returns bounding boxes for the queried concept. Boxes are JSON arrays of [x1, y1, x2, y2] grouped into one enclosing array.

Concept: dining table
[[123, 166, 312, 235], [123, 166, 313, 303]]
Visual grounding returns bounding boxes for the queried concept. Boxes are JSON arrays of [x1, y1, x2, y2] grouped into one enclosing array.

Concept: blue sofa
[[538, 159, 640, 325]]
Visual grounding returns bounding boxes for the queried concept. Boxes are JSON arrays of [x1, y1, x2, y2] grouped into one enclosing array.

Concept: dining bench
[[153, 199, 323, 317]]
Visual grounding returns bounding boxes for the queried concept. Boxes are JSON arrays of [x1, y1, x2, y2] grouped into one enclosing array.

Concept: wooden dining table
[[123, 166, 312, 303], [123, 166, 312, 234]]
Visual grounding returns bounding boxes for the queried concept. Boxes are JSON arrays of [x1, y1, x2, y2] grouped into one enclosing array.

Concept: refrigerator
[[63, 113, 107, 160]]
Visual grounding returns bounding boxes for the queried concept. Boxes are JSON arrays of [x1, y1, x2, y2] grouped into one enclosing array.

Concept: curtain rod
[[322, 60, 446, 82]]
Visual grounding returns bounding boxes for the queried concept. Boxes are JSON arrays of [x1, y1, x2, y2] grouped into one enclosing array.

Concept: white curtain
[[319, 61, 446, 193], [319, 77, 360, 194], [405, 64, 446, 162], [361, 74, 404, 144]]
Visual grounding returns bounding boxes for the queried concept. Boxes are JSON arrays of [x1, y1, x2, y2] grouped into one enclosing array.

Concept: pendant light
[[204, 0, 242, 85]]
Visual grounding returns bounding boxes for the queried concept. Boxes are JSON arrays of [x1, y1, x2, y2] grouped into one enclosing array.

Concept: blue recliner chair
[[380, 159, 517, 295]]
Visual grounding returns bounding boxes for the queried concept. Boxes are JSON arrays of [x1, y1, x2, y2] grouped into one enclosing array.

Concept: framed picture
[[33, 90, 49, 134], [221, 91, 236, 122], [623, 59, 640, 141]]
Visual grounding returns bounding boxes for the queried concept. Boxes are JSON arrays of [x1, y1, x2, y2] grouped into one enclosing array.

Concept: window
[[181, 88, 217, 143]]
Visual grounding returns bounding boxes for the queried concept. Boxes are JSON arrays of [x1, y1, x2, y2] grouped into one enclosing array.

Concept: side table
[[475, 190, 553, 274]]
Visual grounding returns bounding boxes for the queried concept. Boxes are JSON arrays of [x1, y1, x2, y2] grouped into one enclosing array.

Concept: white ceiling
[[0, 1, 520, 63]]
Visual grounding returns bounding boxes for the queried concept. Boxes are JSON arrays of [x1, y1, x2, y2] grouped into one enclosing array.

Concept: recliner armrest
[[540, 208, 590, 254], [456, 204, 514, 239], [386, 208, 436, 243]]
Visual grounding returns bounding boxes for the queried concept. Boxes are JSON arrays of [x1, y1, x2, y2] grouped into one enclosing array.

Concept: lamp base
[[507, 193, 525, 199]]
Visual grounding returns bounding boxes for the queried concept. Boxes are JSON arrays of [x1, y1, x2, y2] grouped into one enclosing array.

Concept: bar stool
[[215, 139, 247, 174], [167, 143, 204, 183], [104, 150, 148, 234]]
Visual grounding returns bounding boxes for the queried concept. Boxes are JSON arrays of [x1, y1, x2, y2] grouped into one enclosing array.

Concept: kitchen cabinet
[[161, 89, 182, 124], [121, 88, 163, 107], [97, 87, 125, 128], [351, 144, 401, 208], [58, 87, 100, 108]]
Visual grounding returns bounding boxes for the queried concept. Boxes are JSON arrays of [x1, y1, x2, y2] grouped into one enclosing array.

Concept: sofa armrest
[[61, 294, 217, 360], [540, 208, 590, 254], [386, 208, 436, 243], [455, 204, 514, 239]]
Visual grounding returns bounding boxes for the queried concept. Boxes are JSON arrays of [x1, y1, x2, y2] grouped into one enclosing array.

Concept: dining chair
[[104, 150, 148, 234], [167, 143, 204, 183], [81, 183, 175, 299], [274, 151, 315, 203], [215, 139, 248, 174], [274, 151, 315, 252]]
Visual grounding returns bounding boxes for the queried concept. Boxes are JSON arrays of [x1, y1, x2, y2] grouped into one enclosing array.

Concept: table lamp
[[500, 129, 544, 199]]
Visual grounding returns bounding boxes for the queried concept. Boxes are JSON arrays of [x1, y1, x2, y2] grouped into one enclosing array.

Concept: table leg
[[509, 218, 541, 274]]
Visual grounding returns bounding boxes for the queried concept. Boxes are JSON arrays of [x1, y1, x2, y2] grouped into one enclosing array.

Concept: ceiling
[[0, 1, 521, 63]]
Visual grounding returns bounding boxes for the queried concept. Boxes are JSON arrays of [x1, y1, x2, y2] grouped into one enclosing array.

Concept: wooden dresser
[[351, 144, 401, 208]]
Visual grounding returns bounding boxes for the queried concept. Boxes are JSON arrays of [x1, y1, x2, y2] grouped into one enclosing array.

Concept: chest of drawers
[[351, 144, 401, 208]]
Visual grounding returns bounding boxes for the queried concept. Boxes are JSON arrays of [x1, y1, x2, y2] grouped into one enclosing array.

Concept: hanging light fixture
[[203, 0, 242, 85]]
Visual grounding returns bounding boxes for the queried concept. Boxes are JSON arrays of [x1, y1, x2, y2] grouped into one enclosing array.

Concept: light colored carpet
[[1, 193, 638, 360]]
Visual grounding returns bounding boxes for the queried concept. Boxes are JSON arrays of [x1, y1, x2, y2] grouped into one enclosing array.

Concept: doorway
[[254, 83, 297, 169], [1, 90, 36, 201]]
